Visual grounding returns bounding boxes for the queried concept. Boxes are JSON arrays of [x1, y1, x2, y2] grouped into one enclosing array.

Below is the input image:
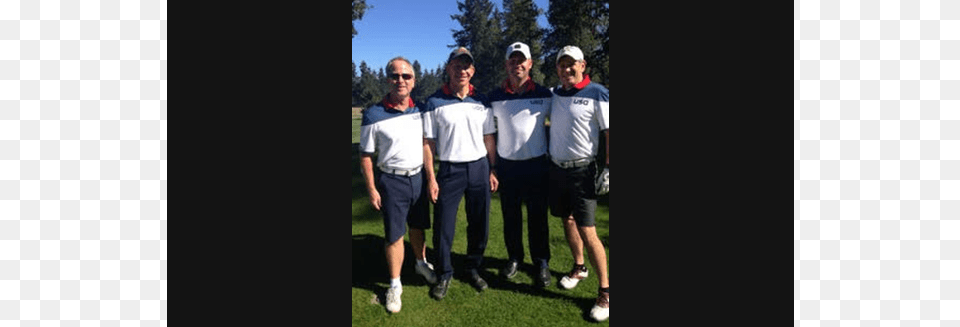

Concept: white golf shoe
[[385, 286, 402, 313], [559, 264, 588, 289], [590, 290, 609, 321]]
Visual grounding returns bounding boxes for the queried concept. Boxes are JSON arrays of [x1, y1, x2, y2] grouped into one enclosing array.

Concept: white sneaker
[[559, 265, 588, 290], [415, 261, 438, 284], [589, 291, 609, 321], [385, 286, 402, 313]]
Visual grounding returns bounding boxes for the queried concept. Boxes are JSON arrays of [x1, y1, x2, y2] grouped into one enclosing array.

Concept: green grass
[[352, 115, 610, 326]]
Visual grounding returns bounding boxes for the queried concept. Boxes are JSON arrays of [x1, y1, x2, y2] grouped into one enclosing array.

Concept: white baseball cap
[[505, 42, 531, 60], [556, 45, 584, 63]]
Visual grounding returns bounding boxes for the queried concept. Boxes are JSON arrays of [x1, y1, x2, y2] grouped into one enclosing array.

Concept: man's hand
[[489, 170, 499, 193], [428, 179, 439, 203], [595, 167, 609, 195], [369, 189, 382, 210]]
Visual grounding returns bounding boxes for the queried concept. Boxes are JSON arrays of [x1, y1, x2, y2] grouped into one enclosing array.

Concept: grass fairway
[[352, 115, 610, 326]]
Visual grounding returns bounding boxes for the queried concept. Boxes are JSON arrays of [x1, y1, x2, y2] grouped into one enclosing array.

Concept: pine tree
[[352, 0, 371, 38], [357, 61, 383, 108], [540, 0, 609, 89], [352, 60, 360, 106], [451, 0, 505, 93], [502, 0, 546, 85], [411, 60, 426, 103]]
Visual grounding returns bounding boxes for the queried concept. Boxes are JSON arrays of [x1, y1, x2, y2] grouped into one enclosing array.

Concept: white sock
[[417, 259, 428, 265], [390, 278, 401, 288]]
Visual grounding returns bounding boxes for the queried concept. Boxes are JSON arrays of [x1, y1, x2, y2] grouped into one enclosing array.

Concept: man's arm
[[359, 153, 381, 210], [423, 138, 439, 203], [484, 134, 498, 193]]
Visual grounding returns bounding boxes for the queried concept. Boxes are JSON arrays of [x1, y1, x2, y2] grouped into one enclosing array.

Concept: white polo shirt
[[548, 76, 610, 162], [359, 97, 424, 171], [488, 79, 553, 160], [422, 84, 496, 163]]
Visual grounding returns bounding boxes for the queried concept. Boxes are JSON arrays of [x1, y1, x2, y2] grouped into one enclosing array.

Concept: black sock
[[599, 287, 609, 294]]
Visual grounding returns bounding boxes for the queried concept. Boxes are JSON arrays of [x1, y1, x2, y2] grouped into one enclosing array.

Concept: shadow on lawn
[[352, 143, 381, 222], [352, 233, 594, 310]]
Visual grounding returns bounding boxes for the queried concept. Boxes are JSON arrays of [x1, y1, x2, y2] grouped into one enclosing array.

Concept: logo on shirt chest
[[529, 100, 543, 105], [572, 98, 590, 106]]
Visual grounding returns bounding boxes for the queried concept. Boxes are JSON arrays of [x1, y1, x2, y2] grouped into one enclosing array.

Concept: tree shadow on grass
[[352, 143, 382, 222], [352, 233, 443, 308], [352, 234, 593, 310], [478, 257, 598, 306]]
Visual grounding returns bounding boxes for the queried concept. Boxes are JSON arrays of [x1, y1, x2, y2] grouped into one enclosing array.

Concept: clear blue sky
[[352, 0, 551, 73]]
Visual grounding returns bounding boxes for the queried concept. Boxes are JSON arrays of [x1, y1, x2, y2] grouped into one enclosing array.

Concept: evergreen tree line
[[352, 0, 609, 108]]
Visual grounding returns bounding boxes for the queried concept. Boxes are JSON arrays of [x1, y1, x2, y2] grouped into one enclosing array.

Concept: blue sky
[[352, 0, 551, 73]]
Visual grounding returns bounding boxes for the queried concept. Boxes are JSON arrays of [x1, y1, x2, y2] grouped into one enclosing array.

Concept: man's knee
[[577, 226, 599, 242]]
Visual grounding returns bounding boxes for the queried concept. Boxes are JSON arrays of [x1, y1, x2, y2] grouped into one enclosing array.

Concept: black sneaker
[[500, 260, 519, 279], [431, 278, 450, 300], [468, 270, 488, 291], [536, 267, 551, 287]]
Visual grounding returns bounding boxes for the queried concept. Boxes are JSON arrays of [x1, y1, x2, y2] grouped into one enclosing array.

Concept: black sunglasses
[[389, 73, 414, 80]]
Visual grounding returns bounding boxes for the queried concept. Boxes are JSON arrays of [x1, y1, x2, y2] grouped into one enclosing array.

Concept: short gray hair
[[386, 56, 414, 77]]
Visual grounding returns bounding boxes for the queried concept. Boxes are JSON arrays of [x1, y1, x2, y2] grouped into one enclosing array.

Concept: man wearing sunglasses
[[486, 42, 554, 288], [549, 45, 610, 322], [359, 56, 438, 313], [422, 47, 497, 300]]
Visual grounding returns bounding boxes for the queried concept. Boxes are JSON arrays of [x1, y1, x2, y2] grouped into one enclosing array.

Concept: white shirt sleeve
[[597, 94, 609, 131], [422, 109, 436, 139], [483, 105, 496, 135], [359, 123, 376, 153]]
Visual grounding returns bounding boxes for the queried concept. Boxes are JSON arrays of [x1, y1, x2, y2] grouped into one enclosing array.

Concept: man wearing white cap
[[422, 46, 498, 300], [486, 41, 554, 287], [548, 45, 610, 322]]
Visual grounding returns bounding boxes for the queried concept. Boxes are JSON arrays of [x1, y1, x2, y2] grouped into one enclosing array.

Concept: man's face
[[505, 52, 532, 82], [388, 61, 415, 98], [556, 56, 585, 89], [446, 56, 475, 87]]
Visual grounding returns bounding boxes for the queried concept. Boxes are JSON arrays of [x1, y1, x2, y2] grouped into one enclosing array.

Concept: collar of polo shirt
[[502, 78, 535, 95], [571, 74, 591, 90], [381, 95, 415, 110], [442, 83, 477, 98]]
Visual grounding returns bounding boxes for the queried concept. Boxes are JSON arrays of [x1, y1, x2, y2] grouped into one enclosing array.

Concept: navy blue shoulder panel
[[361, 103, 421, 126], [552, 82, 609, 102], [424, 88, 487, 111]]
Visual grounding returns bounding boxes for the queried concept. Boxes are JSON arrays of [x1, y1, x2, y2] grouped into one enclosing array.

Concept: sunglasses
[[389, 73, 414, 80]]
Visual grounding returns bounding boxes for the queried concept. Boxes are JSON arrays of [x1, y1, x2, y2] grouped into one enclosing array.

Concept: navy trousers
[[497, 155, 550, 268], [433, 158, 490, 280]]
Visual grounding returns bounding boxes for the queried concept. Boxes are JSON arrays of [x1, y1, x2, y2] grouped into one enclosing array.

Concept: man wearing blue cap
[[422, 47, 498, 300]]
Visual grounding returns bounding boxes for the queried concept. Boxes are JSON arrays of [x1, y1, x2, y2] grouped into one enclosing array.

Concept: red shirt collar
[[381, 95, 415, 110], [502, 78, 535, 95], [442, 83, 476, 97], [572, 74, 591, 90]]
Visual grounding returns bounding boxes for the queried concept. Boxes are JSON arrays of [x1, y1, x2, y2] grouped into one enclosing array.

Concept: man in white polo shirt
[[487, 42, 554, 287], [548, 45, 610, 322], [359, 57, 438, 313], [422, 47, 498, 300]]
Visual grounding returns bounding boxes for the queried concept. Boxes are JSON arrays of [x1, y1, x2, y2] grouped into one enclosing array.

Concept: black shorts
[[548, 161, 598, 227]]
